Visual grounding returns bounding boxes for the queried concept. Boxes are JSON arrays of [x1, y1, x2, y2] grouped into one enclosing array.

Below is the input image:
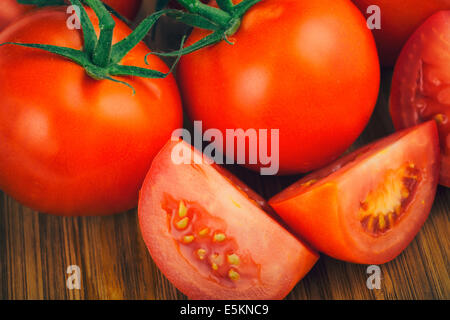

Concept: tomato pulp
[[269, 121, 440, 264], [178, 0, 380, 175], [139, 139, 319, 299], [390, 11, 450, 187], [0, 7, 182, 215]]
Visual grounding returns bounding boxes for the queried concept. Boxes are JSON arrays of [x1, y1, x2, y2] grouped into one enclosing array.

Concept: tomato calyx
[[150, 0, 261, 57], [0, 0, 182, 92]]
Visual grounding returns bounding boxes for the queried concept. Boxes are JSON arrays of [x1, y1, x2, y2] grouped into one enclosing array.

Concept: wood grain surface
[[0, 2, 449, 300]]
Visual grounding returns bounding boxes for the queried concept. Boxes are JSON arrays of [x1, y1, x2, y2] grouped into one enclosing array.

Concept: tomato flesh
[[269, 121, 440, 264], [358, 162, 421, 236], [390, 11, 450, 187], [138, 140, 318, 300], [163, 195, 261, 288]]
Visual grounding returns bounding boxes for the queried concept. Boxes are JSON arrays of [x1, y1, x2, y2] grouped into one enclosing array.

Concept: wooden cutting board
[[0, 2, 449, 300]]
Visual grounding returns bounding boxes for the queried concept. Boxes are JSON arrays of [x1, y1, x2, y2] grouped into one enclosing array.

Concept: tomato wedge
[[138, 140, 318, 300], [390, 11, 450, 187], [269, 121, 440, 264]]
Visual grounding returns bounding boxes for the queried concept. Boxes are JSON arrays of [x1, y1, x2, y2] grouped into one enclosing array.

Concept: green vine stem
[[152, 0, 262, 57], [2, 0, 182, 92], [177, 0, 231, 26]]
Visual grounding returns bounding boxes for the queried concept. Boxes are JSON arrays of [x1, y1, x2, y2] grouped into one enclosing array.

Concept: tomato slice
[[390, 11, 450, 187], [269, 121, 440, 264], [138, 140, 318, 300]]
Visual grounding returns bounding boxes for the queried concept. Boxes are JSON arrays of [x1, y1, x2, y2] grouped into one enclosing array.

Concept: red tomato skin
[[103, 0, 142, 20], [0, 0, 30, 30], [178, 0, 380, 175], [269, 121, 440, 264], [139, 140, 319, 300], [390, 11, 450, 187], [0, 8, 182, 216], [0, 0, 142, 31], [352, 0, 450, 66]]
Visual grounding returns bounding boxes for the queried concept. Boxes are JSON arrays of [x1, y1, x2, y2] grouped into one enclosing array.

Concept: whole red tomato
[[0, 0, 142, 30], [178, 0, 380, 175], [0, 7, 182, 215], [352, 0, 450, 66]]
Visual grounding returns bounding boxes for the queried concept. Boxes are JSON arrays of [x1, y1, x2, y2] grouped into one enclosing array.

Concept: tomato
[[178, 0, 380, 175], [0, 7, 182, 216], [352, 0, 450, 66], [390, 11, 450, 187], [103, 0, 142, 20], [138, 139, 318, 299], [269, 121, 440, 264], [0, 0, 141, 31], [0, 0, 30, 30]]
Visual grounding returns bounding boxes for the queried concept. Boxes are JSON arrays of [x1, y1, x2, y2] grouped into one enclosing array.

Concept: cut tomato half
[[138, 139, 318, 300], [269, 121, 440, 264], [390, 11, 450, 187]]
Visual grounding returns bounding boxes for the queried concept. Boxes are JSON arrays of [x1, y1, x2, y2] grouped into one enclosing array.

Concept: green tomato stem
[[177, 0, 231, 28], [150, 0, 261, 57], [84, 0, 115, 67], [216, 0, 234, 13], [2, 0, 180, 92]]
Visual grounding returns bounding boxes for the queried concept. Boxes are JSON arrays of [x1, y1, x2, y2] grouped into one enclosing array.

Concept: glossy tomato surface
[[390, 11, 450, 187], [0, 0, 30, 30], [139, 140, 319, 300], [0, 0, 142, 31], [269, 121, 440, 264], [178, 0, 380, 175], [352, 0, 450, 66], [0, 7, 182, 215]]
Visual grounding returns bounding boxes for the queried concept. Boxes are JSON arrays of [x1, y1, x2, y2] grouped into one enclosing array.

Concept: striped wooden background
[[0, 1, 449, 300]]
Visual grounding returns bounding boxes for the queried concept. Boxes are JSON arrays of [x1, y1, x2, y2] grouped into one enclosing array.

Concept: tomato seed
[[228, 269, 240, 281], [176, 217, 189, 230], [183, 235, 194, 244], [213, 233, 226, 242], [178, 201, 188, 218], [227, 254, 240, 266]]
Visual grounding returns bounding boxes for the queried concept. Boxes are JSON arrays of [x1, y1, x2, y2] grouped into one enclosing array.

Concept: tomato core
[[359, 163, 421, 236], [162, 194, 261, 288]]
